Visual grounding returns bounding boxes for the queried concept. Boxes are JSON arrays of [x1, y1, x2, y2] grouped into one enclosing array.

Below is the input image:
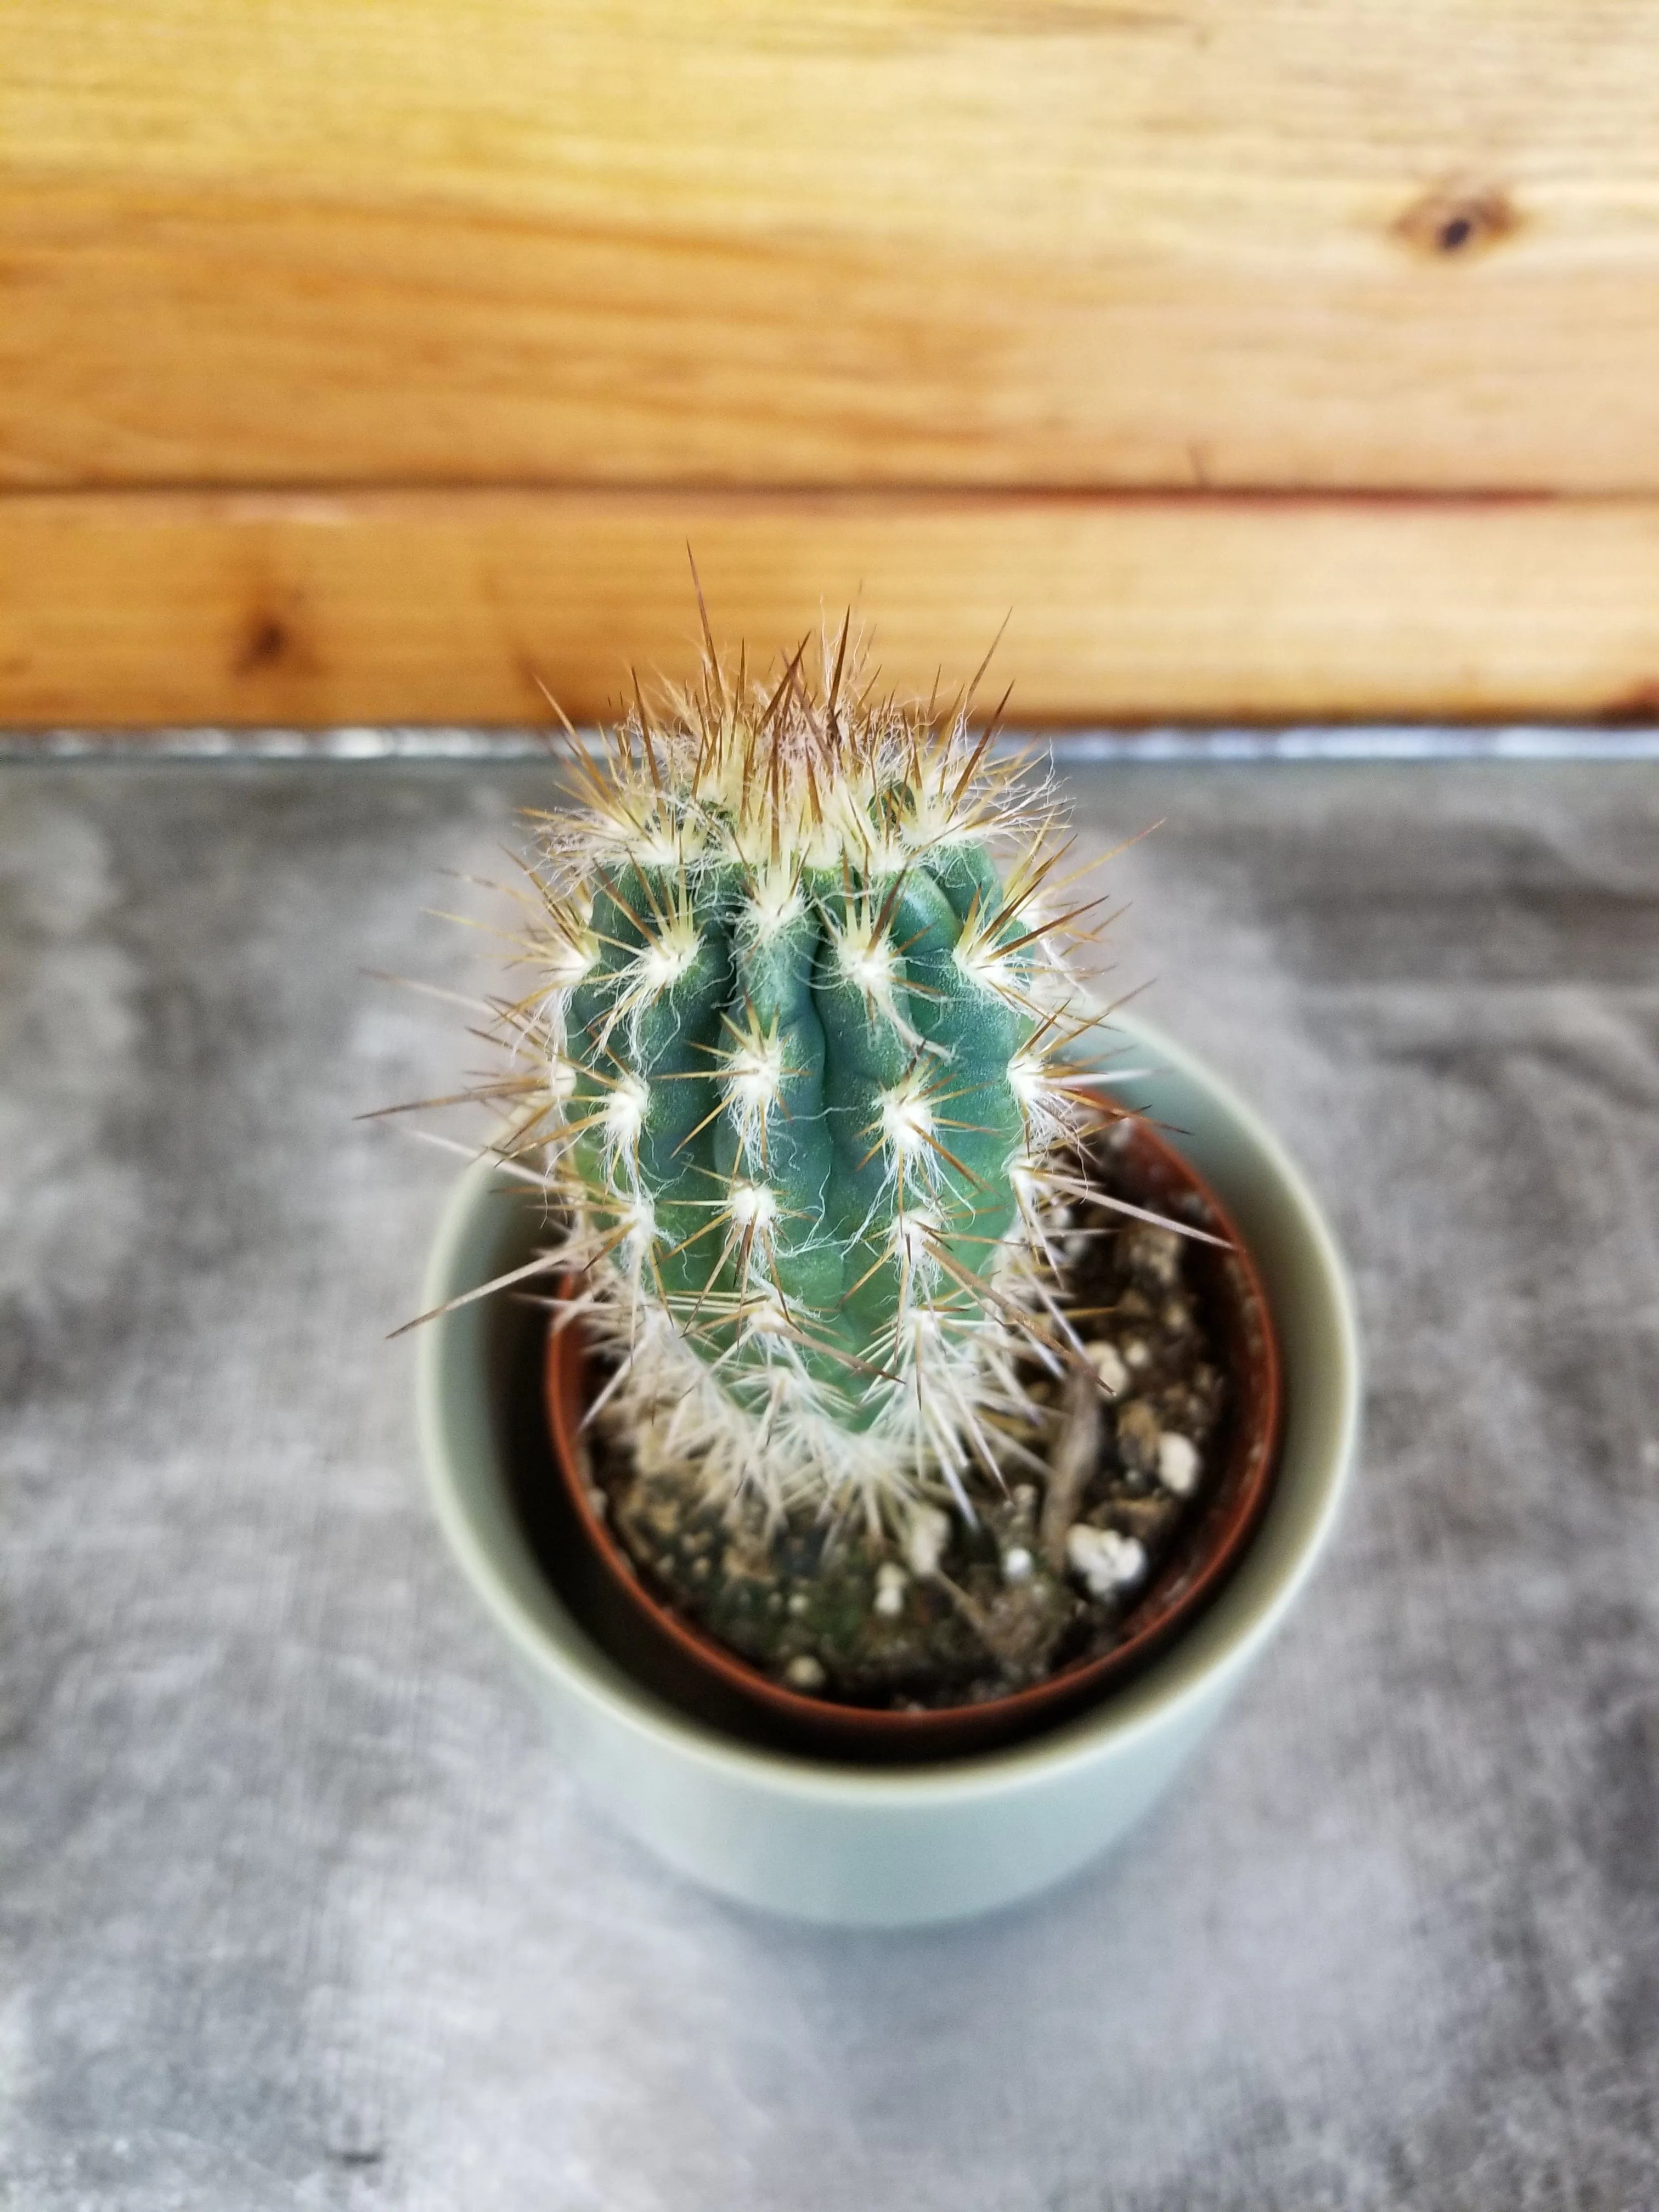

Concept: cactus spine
[[513, 637, 1097, 1523]]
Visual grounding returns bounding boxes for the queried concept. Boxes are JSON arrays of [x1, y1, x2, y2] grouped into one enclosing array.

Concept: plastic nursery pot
[[542, 1115, 1283, 1763], [417, 1008, 1361, 1928]]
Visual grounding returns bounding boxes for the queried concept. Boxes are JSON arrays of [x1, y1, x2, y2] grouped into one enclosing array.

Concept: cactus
[[510, 634, 1098, 1523]]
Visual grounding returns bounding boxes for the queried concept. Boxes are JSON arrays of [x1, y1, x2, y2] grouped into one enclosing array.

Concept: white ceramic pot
[[416, 1009, 1361, 1928]]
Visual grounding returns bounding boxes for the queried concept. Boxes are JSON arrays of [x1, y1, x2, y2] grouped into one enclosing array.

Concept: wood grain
[[7, 488, 1659, 729], [7, 2, 1659, 494]]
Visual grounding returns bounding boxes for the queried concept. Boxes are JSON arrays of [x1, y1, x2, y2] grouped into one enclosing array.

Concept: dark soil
[[585, 1121, 1243, 1713]]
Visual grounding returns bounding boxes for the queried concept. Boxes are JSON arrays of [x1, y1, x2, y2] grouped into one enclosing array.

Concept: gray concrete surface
[[2, 757, 1656, 2210]]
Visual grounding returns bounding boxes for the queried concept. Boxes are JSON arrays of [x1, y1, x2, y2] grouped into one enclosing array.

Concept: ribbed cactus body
[[527, 646, 1090, 1516], [565, 847, 1032, 1433]]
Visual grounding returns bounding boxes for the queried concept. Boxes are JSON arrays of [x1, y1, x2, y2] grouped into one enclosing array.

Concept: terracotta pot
[[542, 1116, 1283, 1762]]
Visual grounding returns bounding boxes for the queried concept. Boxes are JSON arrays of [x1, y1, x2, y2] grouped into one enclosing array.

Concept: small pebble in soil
[[1066, 1524, 1149, 1601], [785, 1655, 827, 1692], [1133, 1227, 1183, 1289], [1002, 1545, 1035, 1584], [1115, 1398, 1163, 1477]]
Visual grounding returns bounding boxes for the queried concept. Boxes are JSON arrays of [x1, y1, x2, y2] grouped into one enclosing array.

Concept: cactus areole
[[508, 636, 1115, 1530]]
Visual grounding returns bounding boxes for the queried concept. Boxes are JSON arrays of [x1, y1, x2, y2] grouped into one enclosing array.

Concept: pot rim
[[416, 1005, 1361, 1804]]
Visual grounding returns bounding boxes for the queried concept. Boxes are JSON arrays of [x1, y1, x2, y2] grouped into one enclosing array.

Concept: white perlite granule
[[873, 1561, 908, 1617], [903, 1503, 951, 1579], [1157, 1432, 1201, 1497], [1088, 1340, 1131, 1395], [1065, 1525, 1149, 1601]]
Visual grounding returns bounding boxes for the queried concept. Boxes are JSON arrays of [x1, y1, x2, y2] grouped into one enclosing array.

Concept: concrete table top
[[2, 755, 1655, 2210]]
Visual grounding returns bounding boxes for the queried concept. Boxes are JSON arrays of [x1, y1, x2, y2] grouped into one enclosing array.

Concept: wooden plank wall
[[5, 2, 1659, 727]]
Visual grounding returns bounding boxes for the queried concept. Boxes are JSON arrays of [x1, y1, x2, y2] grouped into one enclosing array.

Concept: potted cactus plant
[[415, 628, 1360, 1924]]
